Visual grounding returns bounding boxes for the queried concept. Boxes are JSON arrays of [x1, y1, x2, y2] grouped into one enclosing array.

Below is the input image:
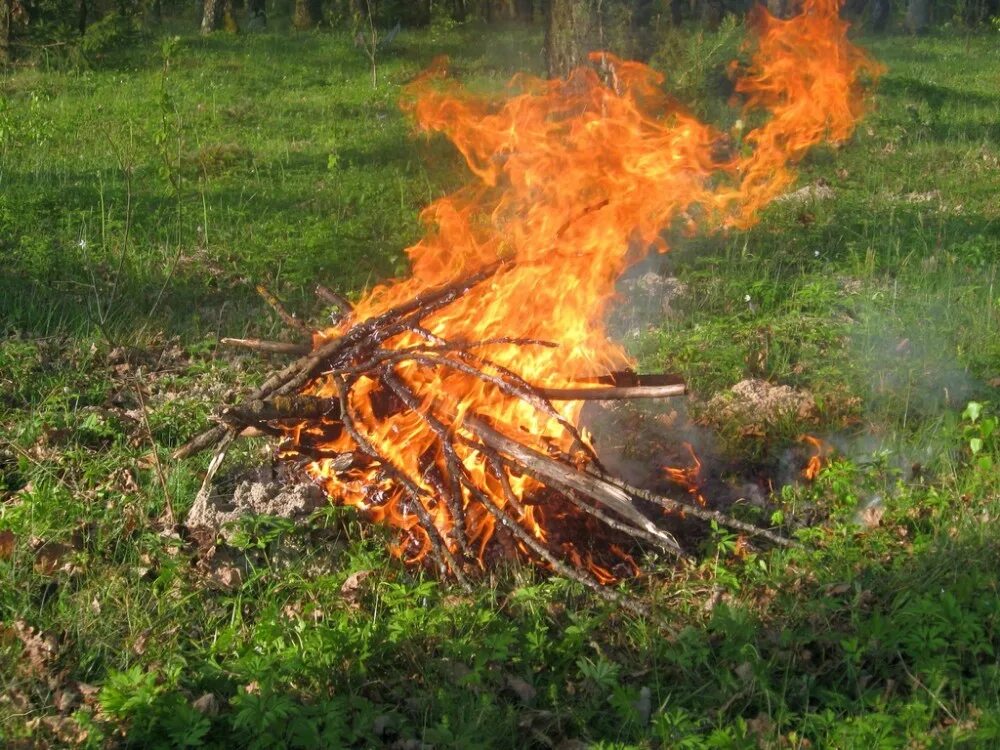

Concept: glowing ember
[[288, 0, 879, 570]]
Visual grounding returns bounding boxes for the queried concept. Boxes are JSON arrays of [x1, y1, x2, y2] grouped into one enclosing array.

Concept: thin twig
[[314, 284, 354, 315], [380, 367, 471, 559], [133, 372, 174, 526], [220, 338, 312, 356], [464, 465, 649, 618], [333, 374, 472, 592], [595, 472, 796, 548], [256, 284, 311, 333]]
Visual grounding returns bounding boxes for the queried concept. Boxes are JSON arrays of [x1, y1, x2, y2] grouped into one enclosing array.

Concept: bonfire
[[177, 0, 880, 614]]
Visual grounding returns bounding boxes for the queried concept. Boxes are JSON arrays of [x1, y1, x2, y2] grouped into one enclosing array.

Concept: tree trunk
[[906, 0, 930, 32], [293, 0, 323, 29], [701, 0, 724, 29], [485, 0, 514, 22], [148, 0, 162, 26], [223, 0, 239, 32], [413, 0, 431, 25], [201, 0, 223, 33], [292, 0, 323, 31], [515, 0, 533, 22], [247, 0, 264, 26], [77, 0, 87, 34], [451, 0, 466, 21], [766, 0, 788, 17], [870, 0, 891, 31], [0, 0, 13, 63], [545, 0, 595, 78]]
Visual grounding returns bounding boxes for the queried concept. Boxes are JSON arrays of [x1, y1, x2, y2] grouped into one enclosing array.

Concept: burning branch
[[179, 264, 793, 611]]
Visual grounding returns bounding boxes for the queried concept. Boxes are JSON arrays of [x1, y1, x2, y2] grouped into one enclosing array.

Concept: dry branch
[[538, 384, 686, 401], [256, 284, 311, 333], [174, 261, 795, 598], [220, 338, 312, 356]]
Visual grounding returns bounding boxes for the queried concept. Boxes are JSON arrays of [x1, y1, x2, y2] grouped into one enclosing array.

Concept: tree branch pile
[[176, 263, 792, 615]]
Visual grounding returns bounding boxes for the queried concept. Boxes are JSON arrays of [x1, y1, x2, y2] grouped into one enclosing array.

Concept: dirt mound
[[703, 379, 817, 436]]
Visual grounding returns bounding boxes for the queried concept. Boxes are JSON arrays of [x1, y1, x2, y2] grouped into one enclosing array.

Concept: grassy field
[[2, 18, 999, 749]]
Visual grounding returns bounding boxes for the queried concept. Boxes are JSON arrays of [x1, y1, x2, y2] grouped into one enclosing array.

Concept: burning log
[[177, 264, 793, 612]]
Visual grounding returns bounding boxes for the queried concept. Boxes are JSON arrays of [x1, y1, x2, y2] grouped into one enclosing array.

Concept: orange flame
[[294, 0, 880, 569], [799, 434, 831, 481], [663, 443, 707, 508]]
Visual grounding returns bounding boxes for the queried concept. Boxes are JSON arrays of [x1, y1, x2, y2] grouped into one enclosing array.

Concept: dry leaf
[[13, 620, 58, 676], [53, 686, 80, 713], [39, 715, 89, 745], [34, 541, 72, 576], [76, 683, 100, 707], [0, 530, 15, 559], [192, 693, 220, 716], [340, 569, 373, 609], [504, 674, 537, 705], [211, 565, 243, 589], [859, 505, 885, 528]]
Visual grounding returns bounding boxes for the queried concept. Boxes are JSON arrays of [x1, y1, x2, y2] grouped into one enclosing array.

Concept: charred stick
[[327, 337, 552, 378], [314, 284, 354, 315], [256, 284, 311, 333], [398, 352, 598, 466], [557, 486, 688, 555], [485, 460, 528, 520], [275, 264, 504, 397], [279, 444, 357, 471], [220, 338, 312, 356], [333, 374, 472, 592], [579, 372, 684, 388], [175, 265, 503, 460], [173, 424, 230, 461], [462, 416, 684, 559], [538, 384, 687, 401], [593, 472, 796, 549], [380, 367, 471, 559], [463, 466, 649, 618], [447, 348, 604, 471], [173, 335, 343, 459], [220, 395, 341, 426]]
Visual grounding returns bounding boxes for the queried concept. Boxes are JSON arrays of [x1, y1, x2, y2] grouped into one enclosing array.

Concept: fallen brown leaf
[[12, 620, 59, 676], [0, 529, 15, 559], [504, 674, 537, 706], [34, 541, 72, 576], [859, 505, 885, 528], [211, 565, 243, 589], [340, 569, 373, 609]]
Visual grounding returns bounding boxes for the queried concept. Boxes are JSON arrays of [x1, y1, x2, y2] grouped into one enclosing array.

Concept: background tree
[[247, 0, 264, 26], [484, 0, 513, 22], [293, 0, 323, 29], [201, 0, 221, 33], [202, 0, 237, 34], [907, 0, 930, 32], [545, 0, 596, 78], [1, 0, 11, 63]]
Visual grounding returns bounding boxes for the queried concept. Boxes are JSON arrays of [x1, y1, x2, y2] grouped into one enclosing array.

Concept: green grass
[[2, 20, 1000, 750]]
